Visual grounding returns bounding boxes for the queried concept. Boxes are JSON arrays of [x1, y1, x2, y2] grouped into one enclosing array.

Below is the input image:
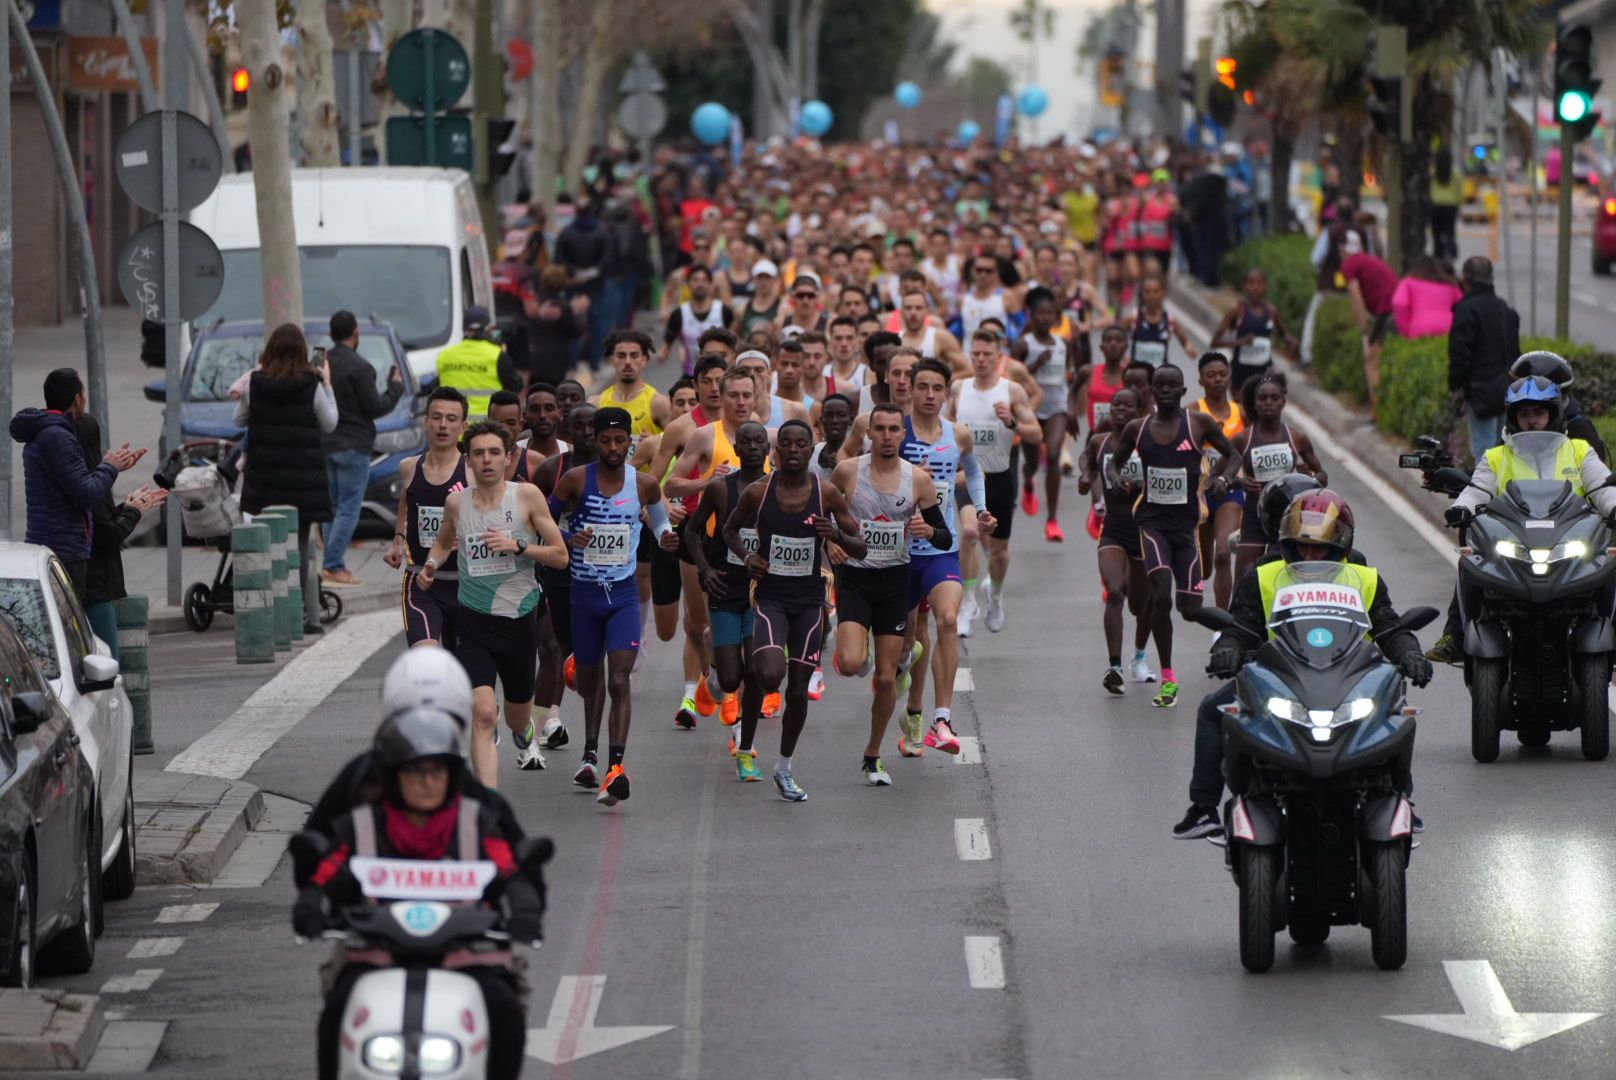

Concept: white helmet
[[380, 646, 473, 726]]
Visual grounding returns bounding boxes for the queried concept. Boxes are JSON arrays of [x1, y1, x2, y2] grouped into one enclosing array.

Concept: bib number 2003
[[769, 534, 816, 577]]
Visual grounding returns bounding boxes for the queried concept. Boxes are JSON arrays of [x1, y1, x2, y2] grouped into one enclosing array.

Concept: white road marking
[[1572, 290, 1602, 306], [165, 611, 398, 780], [964, 936, 1006, 988], [955, 736, 981, 764], [127, 936, 183, 959], [954, 666, 975, 693], [100, 968, 163, 993], [954, 817, 993, 860], [1384, 959, 1603, 1051], [84, 1020, 169, 1074], [155, 902, 218, 924], [525, 975, 676, 1065]]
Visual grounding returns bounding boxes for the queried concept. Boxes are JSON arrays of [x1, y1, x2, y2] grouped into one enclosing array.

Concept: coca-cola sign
[[66, 36, 158, 94]]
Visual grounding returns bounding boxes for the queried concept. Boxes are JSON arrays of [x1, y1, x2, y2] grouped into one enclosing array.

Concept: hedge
[[1218, 233, 1314, 335]]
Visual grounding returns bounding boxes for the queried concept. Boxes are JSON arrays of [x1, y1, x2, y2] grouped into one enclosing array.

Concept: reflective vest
[[1256, 560, 1379, 640], [1483, 438, 1591, 496], [435, 338, 505, 419]]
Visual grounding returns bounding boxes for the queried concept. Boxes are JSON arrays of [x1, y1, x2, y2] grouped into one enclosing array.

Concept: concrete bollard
[[264, 505, 305, 639], [231, 522, 275, 665], [257, 511, 293, 652], [114, 596, 153, 754]]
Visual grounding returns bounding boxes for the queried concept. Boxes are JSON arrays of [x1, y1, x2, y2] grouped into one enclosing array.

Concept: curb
[[0, 990, 105, 1071], [146, 584, 396, 637], [133, 773, 266, 886]]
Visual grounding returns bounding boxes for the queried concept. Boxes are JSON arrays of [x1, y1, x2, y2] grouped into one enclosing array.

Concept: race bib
[[1134, 340, 1167, 368], [1146, 466, 1188, 505], [416, 505, 444, 546], [1035, 354, 1066, 386], [463, 534, 515, 578], [1118, 452, 1143, 487], [727, 527, 759, 566], [1092, 401, 1112, 426], [860, 519, 906, 557], [1250, 442, 1295, 483], [768, 534, 817, 577], [1241, 336, 1272, 368], [583, 523, 633, 567], [968, 422, 1012, 473]]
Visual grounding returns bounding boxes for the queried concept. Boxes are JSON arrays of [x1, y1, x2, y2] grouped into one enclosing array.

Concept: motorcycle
[[1188, 562, 1436, 974], [289, 831, 551, 1079]]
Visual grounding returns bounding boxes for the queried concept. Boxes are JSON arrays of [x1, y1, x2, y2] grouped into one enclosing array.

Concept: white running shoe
[[807, 669, 825, 700], [1131, 656, 1157, 684], [958, 594, 977, 638], [984, 593, 1005, 633], [514, 721, 546, 771], [541, 716, 569, 748]]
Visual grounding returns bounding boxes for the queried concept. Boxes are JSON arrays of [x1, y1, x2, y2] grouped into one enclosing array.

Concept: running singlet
[[955, 378, 1014, 474], [960, 290, 1009, 340], [1101, 435, 1144, 523], [677, 302, 726, 366], [600, 382, 662, 437], [456, 483, 540, 617], [905, 326, 939, 359], [1087, 365, 1123, 430], [900, 417, 961, 556], [1233, 302, 1277, 372], [567, 464, 642, 585], [1026, 335, 1069, 391], [922, 256, 962, 314], [1131, 310, 1172, 368], [1194, 398, 1244, 474], [1131, 412, 1204, 528], [406, 454, 467, 574], [709, 471, 759, 584], [846, 458, 916, 570], [1139, 195, 1173, 253], [808, 442, 839, 483], [1243, 424, 1299, 485], [753, 474, 825, 601]]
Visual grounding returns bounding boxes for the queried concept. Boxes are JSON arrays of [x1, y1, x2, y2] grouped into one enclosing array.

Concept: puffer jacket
[[8, 409, 117, 562]]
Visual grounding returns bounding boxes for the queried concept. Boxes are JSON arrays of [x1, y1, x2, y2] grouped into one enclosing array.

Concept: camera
[[1398, 435, 1469, 497]]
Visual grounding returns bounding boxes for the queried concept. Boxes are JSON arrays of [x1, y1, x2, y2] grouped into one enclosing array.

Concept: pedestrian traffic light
[[230, 67, 249, 110], [487, 118, 517, 180], [1366, 26, 1410, 142], [1366, 75, 1403, 138], [1180, 67, 1208, 115], [1215, 56, 1237, 91], [1555, 25, 1601, 142]]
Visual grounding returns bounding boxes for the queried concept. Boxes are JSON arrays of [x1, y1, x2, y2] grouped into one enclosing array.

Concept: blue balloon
[[801, 100, 834, 138], [895, 81, 922, 109], [691, 102, 730, 146], [1017, 85, 1049, 118], [957, 120, 981, 143]]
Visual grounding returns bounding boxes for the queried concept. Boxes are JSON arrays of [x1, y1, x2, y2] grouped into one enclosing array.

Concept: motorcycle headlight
[[1553, 539, 1589, 561], [1493, 539, 1522, 560], [374, 424, 426, 454], [362, 1035, 406, 1074], [420, 1036, 461, 1074], [1265, 696, 1300, 722], [1345, 696, 1376, 722]]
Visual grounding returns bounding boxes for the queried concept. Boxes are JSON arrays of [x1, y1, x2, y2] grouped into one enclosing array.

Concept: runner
[[738, 260, 783, 336], [555, 379, 587, 415], [724, 419, 868, 801], [531, 403, 600, 749], [1072, 324, 1128, 436], [1011, 287, 1074, 539], [486, 391, 544, 483], [1233, 372, 1327, 576], [550, 407, 681, 805], [1212, 267, 1297, 393], [897, 290, 964, 371], [384, 387, 470, 650], [415, 421, 569, 788], [1079, 387, 1153, 693], [521, 382, 569, 458], [812, 393, 854, 481], [1192, 352, 1247, 608], [843, 346, 919, 450], [828, 316, 871, 394], [778, 272, 828, 339], [959, 255, 1024, 340], [660, 265, 734, 374], [734, 349, 810, 429], [630, 378, 699, 650], [770, 338, 812, 411], [594, 329, 671, 439], [920, 227, 963, 319], [696, 326, 740, 366], [795, 330, 834, 405], [1109, 364, 1238, 708], [1123, 275, 1195, 369]]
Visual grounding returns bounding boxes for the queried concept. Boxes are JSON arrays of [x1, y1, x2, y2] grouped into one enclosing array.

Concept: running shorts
[[546, 579, 574, 653], [908, 551, 963, 610], [983, 459, 1018, 541], [454, 607, 536, 703], [1204, 486, 1246, 516], [752, 593, 824, 666], [401, 571, 458, 648], [636, 526, 654, 564], [1098, 515, 1140, 557], [710, 606, 756, 649], [651, 540, 683, 606], [1238, 498, 1266, 546], [836, 564, 911, 637], [570, 578, 641, 665], [1139, 524, 1204, 595]]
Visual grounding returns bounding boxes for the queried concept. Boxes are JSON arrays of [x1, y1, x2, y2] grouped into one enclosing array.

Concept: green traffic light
[[1560, 90, 1592, 123]]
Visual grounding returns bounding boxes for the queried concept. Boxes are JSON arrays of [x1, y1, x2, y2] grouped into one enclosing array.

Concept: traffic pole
[[161, 0, 191, 609], [115, 596, 153, 754], [1556, 120, 1573, 339], [231, 522, 275, 664], [0, 0, 13, 541]]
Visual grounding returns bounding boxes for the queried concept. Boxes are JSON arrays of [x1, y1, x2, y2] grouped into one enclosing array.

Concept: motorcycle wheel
[[1574, 653, 1611, 761], [1365, 840, 1408, 971], [1237, 845, 1280, 973], [1470, 658, 1506, 763], [1287, 911, 1330, 946], [1517, 727, 1551, 748]]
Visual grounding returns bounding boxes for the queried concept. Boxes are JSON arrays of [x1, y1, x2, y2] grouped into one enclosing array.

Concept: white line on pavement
[[155, 902, 218, 924], [954, 666, 975, 693], [964, 936, 1006, 988], [127, 937, 183, 959], [955, 736, 981, 764], [83, 1020, 169, 1074], [954, 817, 993, 860], [165, 611, 398, 780], [100, 969, 164, 993]]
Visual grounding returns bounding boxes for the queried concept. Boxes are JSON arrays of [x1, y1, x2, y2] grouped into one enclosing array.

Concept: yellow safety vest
[[1256, 560, 1379, 640], [1483, 438, 1591, 496], [435, 338, 505, 419]]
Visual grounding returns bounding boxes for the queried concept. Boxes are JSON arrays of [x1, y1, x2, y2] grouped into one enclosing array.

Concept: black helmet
[[373, 707, 465, 806], [1257, 472, 1323, 545], [1509, 350, 1574, 388], [1502, 375, 1564, 434]]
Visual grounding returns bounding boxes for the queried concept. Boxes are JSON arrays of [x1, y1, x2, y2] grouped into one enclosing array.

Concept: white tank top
[[922, 256, 961, 312], [954, 377, 1014, 474], [960, 290, 1008, 340], [679, 301, 725, 360], [1027, 335, 1069, 388], [846, 457, 916, 570], [907, 325, 938, 359]]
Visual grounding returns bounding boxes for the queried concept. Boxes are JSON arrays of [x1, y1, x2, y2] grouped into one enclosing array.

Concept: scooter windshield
[[1501, 431, 1571, 481], [1266, 561, 1373, 667]]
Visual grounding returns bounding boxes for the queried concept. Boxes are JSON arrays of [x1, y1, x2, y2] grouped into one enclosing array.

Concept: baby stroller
[[154, 440, 343, 632]]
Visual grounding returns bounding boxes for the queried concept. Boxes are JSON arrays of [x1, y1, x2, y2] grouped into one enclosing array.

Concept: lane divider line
[[127, 936, 183, 959], [154, 902, 217, 924], [964, 936, 1006, 989], [954, 736, 981, 764], [954, 818, 993, 861], [100, 969, 163, 994], [954, 666, 975, 693]]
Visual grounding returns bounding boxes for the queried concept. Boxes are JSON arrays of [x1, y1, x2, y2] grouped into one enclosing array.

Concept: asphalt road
[[31, 323, 1616, 1079]]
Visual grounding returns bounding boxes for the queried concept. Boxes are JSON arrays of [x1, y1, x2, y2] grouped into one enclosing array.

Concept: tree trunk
[[375, 0, 412, 163], [530, 0, 561, 213], [787, 0, 804, 102], [1270, 133, 1295, 233], [561, 0, 613, 200], [802, 0, 826, 102], [1398, 132, 1434, 270], [421, 0, 474, 53], [295, 0, 342, 166], [240, 0, 304, 328], [729, 0, 793, 138], [750, 0, 778, 138]]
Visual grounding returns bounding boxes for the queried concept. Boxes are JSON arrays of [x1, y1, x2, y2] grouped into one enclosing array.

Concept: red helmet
[[1277, 489, 1355, 562]]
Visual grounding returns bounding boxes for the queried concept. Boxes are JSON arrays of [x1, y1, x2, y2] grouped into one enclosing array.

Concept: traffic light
[[1366, 75, 1402, 138], [1555, 25, 1601, 142], [1207, 82, 1236, 128], [487, 118, 517, 180], [1366, 26, 1409, 142], [230, 67, 249, 110], [1215, 56, 1237, 91]]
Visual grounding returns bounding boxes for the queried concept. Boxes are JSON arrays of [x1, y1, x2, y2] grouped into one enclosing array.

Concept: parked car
[[0, 614, 99, 987], [1594, 191, 1616, 275], [144, 318, 427, 533], [0, 545, 135, 906]]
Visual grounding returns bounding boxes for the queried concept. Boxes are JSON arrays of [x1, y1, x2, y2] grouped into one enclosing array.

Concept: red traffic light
[[231, 68, 249, 94]]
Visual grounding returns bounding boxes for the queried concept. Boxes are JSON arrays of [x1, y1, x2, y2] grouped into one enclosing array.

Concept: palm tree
[[1008, 0, 1057, 85]]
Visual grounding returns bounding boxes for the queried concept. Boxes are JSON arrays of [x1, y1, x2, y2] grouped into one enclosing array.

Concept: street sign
[[115, 110, 221, 214], [386, 28, 469, 113], [116, 220, 224, 322], [618, 50, 665, 95], [616, 91, 666, 140], [384, 113, 473, 170]]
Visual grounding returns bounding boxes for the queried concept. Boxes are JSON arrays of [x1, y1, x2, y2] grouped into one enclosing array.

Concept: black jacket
[[84, 499, 142, 607], [304, 751, 523, 850], [241, 371, 333, 523], [1224, 552, 1420, 664], [323, 344, 403, 455], [8, 409, 118, 562], [1447, 285, 1521, 418]]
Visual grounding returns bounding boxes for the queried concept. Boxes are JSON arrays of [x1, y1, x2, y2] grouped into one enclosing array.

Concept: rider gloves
[[1443, 505, 1473, 528], [293, 886, 330, 938], [1398, 651, 1434, 688], [1207, 645, 1243, 678]]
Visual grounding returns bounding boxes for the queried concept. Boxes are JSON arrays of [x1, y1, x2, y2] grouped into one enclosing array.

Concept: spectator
[[1178, 153, 1229, 287], [9, 368, 144, 599], [527, 265, 587, 387], [1448, 256, 1522, 464], [602, 198, 647, 336], [1340, 233, 1398, 407], [321, 310, 403, 588], [72, 413, 166, 656], [1430, 149, 1463, 260], [235, 323, 337, 634], [1391, 256, 1464, 339], [555, 197, 610, 370], [1247, 139, 1274, 235], [1302, 197, 1366, 366]]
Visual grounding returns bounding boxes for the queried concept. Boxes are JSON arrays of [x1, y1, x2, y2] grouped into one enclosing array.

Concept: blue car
[[144, 319, 427, 532]]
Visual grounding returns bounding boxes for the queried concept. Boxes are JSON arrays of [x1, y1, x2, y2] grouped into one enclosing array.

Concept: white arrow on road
[[1384, 960, 1603, 1051], [526, 975, 675, 1065]]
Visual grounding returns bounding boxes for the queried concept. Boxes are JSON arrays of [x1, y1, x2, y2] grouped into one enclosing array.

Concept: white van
[[188, 167, 494, 380]]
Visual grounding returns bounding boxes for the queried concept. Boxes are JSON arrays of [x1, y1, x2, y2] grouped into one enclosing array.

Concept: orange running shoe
[[720, 692, 739, 727], [597, 764, 631, 806], [763, 692, 782, 718], [563, 654, 577, 692], [694, 677, 718, 717]]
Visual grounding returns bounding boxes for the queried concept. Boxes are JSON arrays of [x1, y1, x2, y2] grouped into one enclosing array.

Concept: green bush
[[1594, 414, 1616, 454], [1218, 233, 1314, 333], [1374, 335, 1452, 443], [1570, 352, 1616, 416], [1310, 295, 1366, 403]]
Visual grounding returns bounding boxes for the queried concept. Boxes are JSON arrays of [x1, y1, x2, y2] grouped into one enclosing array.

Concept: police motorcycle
[[1189, 562, 1436, 973]]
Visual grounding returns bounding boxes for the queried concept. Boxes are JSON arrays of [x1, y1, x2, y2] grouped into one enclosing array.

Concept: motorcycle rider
[[296, 707, 544, 1080], [1173, 487, 1433, 839], [1508, 351, 1607, 462]]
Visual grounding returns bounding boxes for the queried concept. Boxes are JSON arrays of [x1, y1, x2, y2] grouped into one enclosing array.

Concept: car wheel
[[2, 863, 34, 988], [104, 772, 137, 901], [1593, 253, 1612, 276], [38, 825, 97, 976]]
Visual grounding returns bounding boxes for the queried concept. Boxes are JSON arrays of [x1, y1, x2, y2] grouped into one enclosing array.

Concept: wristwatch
[[516, 538, 529, 557]]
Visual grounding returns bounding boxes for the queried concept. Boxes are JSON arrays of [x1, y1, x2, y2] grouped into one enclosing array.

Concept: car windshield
[[1501, 431, 1571, 482], [0, 578, 58, 679], [189, 332, 400, 402], [202, 246, 452, 349]]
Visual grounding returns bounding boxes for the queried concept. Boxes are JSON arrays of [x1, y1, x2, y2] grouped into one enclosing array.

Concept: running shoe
[[735, 749, 762, 782], [1172, 804, 1223, 839], [1060, 446, 1075, 476], [573, 757, 598, 788], [863, 758, 893, 786], [924, 719, 962, 755], [597, 764, 631, 806], [720, 692, 739, 727], [1425, 634, 1463, 665], [1020, 486, 1039, 516], [1131, 655, 1157, 683], [1044, 518, 1065, 543], [1103, 666, 1125, 696], [563, 654, 576, 692], [897, 711, 926, 757], [1411, 810, 1425, 833], [807, 669, 825, 701], [1152, 680, 1179, 708], [773, 765, 808, 802], [958, 593, 977, 638], [674, 697, 698, 730], [763, 692, 782, 718], [984, 593, 1005, 633], [541, 716, 570, 749], [694, 678, 718, 717], [514, 721, 546, 771], [727, 732, 740, 756], [895, 642, 924, 699]]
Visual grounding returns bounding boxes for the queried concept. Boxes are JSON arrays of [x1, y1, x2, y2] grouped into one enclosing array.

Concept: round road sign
[[114, 110, 223, 215], [386, 28, 471, 113], [117, 220, 225, 323], [617, 92, 667, 141]]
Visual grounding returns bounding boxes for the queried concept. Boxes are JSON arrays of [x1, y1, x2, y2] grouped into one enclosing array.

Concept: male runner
[[555, 379, 587, 414], [594, 329, 671, 439], [920, 227, 963, 319], [416, 421, 569, 787], [661, 265, 733, 373], [735, 349, 810, 429], [1011, 287, 1075, 539], [630, 378, 700, 648], [550, 408, 680, 805], [795, 332, 833, 405], [771, 339, 812, 410], [726, 419, 867, 801], [530, 404, 599, 747], [960, 254, 1024, 340], [697, 326, 740, 366], [898, 290, 964, 371], [385, 387, 470, 649], [827, 316, 869, 394], [813, 394, 854, 480], [522, 383, 569, 458], [487, 391, 544, 482], [843, 346, 919, 452], [778, 272, 828, 339]]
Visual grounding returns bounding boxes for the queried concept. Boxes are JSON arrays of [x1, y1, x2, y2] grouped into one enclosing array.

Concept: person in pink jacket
[[1391, 256, 1464, 339]]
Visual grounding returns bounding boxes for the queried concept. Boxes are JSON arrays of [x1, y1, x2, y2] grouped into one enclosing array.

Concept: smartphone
[[311, 346, 327, 369]]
